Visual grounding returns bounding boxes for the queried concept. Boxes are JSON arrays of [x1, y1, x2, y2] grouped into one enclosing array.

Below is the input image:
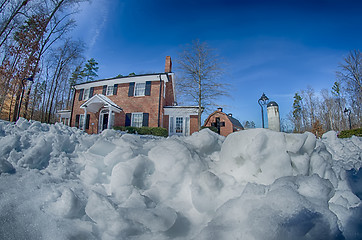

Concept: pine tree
[[81, 58, 99, 81]]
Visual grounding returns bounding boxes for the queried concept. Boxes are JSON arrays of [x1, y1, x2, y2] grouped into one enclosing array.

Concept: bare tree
[[176, 39, 228, 130], [337, 49, 362, 127]]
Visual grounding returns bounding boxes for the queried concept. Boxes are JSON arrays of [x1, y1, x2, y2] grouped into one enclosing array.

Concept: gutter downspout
[[69, 86, 76, 127], [158, 74, 162, 127]]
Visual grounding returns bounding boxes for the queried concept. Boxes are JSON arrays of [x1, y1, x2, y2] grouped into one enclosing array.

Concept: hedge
[[113, 126, 168, 137], [200, 126, 218, 133], [338, 128, 362, 138]]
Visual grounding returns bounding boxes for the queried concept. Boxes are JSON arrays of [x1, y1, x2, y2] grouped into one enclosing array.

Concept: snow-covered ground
[[0, 118, 361, 240]]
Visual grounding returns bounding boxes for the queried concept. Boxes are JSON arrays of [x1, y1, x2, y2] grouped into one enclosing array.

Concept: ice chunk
[[0, 159, 15, 174]]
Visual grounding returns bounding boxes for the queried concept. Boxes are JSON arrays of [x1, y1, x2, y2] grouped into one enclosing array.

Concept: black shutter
[[86, 114, 90, 129], [89, 87, 94, 98], [145, 81, 151, 96], [75, 115, 80, 128], [128, 82, 135, 97], [113, 84, 118, 95], [78, 89, 84, 101], [125, 113, 131, 126], [102, 85, 107, 95], [143, 113, 149, 127]]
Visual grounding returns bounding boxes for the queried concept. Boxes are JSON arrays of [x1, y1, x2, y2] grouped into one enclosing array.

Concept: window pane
[[83, 89, 89, 100], [106, 86, 114, 96], [79, 114, 84, 129], [132, 113, 143, 128], [134, 83, 145, 96], [176, 117, 183, 133]]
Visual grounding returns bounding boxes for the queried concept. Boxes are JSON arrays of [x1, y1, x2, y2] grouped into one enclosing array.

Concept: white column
[[107, 109, 112, 129], [83, 108, 87, 131]]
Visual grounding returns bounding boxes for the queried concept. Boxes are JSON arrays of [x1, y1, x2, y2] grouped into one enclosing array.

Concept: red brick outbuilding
[[204, 108, 244, 137]]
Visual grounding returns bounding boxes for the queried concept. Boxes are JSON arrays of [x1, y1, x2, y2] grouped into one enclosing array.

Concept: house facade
[[203, 108, 244, 137], [69, 56, 199, 136]]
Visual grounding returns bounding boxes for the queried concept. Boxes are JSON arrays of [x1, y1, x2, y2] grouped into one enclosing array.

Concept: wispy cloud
[[73, 0, 110, 54]]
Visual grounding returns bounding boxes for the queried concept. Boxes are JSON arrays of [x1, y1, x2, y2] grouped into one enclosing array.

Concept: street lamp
[[17, 76, 34, 121], [258, 93, 269, 128], [344, 108, 352, 130]]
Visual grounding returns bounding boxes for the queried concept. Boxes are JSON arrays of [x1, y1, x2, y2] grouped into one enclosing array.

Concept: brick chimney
[[165, 56, 172, 73], [217, 107, 223, 112]]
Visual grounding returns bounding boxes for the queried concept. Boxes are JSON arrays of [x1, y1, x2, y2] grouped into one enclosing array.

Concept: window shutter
[[128, 82, 135, 97], [169, 116, 174, 133], [113, 84, 118, 95], [89, 87, 94, 98], [75, 115, 80, 128], [145, 81, 151, 96], [185, 117, 190, 136], [86, 114, 90, 129], [78, 89, 84, 101], [143, 113, 149, 127], [102, 85, 107, 95], [125, 113, 131, 126]]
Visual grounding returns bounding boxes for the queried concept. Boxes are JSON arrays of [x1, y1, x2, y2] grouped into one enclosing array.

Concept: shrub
[[201, 126, 218, 133], [338, 128, 362, 138], [113, 126, 168, 137]]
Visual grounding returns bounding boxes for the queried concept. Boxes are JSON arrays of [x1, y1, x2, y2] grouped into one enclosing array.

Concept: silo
[[267, 101, 280, 132]]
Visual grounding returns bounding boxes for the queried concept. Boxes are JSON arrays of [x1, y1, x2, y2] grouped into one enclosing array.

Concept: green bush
[[113, 126, 168, 137], [338, 128, 362, 138], [201, 126, 218, 133]]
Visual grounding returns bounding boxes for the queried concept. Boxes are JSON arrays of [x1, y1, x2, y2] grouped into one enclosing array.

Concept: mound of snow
[[0, 119, 361, 240]]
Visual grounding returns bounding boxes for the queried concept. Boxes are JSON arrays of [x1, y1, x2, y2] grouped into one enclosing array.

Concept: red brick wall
[[204, 112, 234, 137], [71, 81, 166, 133], [190, 115, 199, 135], [165, 75, 174, 106]]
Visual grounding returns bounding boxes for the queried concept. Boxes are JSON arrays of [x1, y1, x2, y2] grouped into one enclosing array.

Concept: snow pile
[[0, 118, 361, 240]]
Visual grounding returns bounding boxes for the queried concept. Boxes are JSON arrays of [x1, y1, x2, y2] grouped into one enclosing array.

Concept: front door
[[102, 113, 109, 130]]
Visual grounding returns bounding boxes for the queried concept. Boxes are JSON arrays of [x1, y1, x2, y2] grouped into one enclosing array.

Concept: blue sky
[[72, 0, 362, 127]]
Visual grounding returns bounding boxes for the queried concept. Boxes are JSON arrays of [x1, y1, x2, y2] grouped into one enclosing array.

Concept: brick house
[[203, 107, 244, 137], [68, 56, 199, 136]]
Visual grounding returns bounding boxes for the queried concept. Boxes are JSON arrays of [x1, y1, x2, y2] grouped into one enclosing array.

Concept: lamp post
[[344, 108, 352, 130], [258, 93, 269, 128], [17, 76, 34, 121]]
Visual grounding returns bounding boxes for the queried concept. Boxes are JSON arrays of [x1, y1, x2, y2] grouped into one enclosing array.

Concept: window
[[83, 89, 90, 100], [106, 85, 114, 96], [79, 114, 84, 130], [131, 113, 143, 127], [175, 117, 183, 133], [134, 83, 146, 96], [169, 116, 190, 136]]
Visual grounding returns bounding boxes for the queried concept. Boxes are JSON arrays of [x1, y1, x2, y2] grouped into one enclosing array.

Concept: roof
[[204, 110, 244, 129], [80, 94, 122, 113], [267, 101, 279, 107], [73, 72, 172, 88], [227, 115, 243, 128]]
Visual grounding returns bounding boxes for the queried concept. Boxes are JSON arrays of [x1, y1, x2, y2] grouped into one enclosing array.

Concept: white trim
[[74, 74, 170, 90], [80, 94, 122, 113], [164, 106, 199, 116]]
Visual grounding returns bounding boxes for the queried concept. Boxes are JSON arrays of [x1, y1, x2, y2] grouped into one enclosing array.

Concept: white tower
[[267, 101, 280, 132]]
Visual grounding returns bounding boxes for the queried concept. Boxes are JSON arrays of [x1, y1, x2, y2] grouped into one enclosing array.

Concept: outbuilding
[[203, 108, 244, 137]]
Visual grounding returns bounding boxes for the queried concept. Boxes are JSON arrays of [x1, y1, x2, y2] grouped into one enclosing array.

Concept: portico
[[79, 94, 122, 133]]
